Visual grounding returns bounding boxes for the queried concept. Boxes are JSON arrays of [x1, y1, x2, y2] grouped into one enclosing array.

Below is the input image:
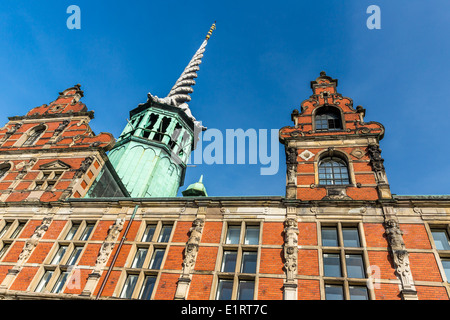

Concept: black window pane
[[150, 249, 165, 269], [431, 230, 450, 250], [217, 280, 233, 300], [442, 259, 450, 282], [120, 274, 138, 299], [325, 285, 344, 300], [139, 276, 156, 300], [244, 226, 259, 245], [142, 225, 156, 242], [322, 227, 338, 247], [349, 286, 369, 300], [238, 281, 254, 300], [241, 252, 257, 273], [158, 225, 172, 242], [323, 253, 341, 277], [226, 226, 241, 244], [222, 251, 237, 272], [132, 248, 148, 268], [80, 224, 95, 241], [346, 254, 365, 278], [318, 158, 349, 185], [343, 228, 360, 247]]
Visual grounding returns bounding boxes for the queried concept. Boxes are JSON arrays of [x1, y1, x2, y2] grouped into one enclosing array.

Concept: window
[[216, 279, 233, 300], [149, 249, 165, 270], [23, 126, 45, 146], [349, 285, 369, 300], [65, 222, 80, 240], [139, 276, 156, 300], [215, 221, 261, 300], [132, 248, 148, 268], [430, 227, 450, 283], [35, 270, 54, 293], [0, 243, 11, 259], [244, 226, 260, 245], [221, 251, 237, 272], [0, 222, 12, 238], [120, 274, 139, 299], [141, 224, 156, 242], [50, 245, 68, 265], [79, 223, 95, 241], [318, 157, 350, 185], [157, 224, 173, 243], [0, 164, 10, 181], [32, 171, 64, 192], [51, 271, 69, 293], [323, 253, 341, 277], [117, 220, 174, 299], [66, 246, 83, 265], [321, 223, 370, 300], [10, 222, 25, 239], [325, 284, 344, 300], [431, 229, 450, 251], [0, 221, 27, 239], [237, 280, 255, 300], [315, 106, 342, 132], [226, 226, 241, 244], [241, 252, 257, 274]]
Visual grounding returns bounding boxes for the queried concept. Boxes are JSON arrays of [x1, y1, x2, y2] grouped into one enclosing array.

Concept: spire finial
[[205, 21, 216, 40]]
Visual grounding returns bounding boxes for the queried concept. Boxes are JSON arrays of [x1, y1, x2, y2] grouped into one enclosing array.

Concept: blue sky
[[0, 1, 449, 197]]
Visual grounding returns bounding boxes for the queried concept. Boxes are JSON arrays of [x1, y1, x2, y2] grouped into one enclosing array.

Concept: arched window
[[0, 164, 11, 181], [315, 106, 342, 132], [23, 126, 45, 146], [318, 157, 350, 185]]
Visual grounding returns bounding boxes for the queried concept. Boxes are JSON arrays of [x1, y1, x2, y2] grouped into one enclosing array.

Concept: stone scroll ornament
[[384, 219, 415, 292], [283, 218, 299, 282], [92, 218, 125, 275], [181, 218, 204, 276]]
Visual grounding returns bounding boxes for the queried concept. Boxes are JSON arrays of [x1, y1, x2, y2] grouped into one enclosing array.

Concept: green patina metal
[[88, 24, 215, 198], [182, 175, 208, 197], [108, 102, 195, 197]]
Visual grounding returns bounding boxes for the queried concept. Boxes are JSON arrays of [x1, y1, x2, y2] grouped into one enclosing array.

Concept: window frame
[[313, 105, 344, 132], [319, 222, 373, 300], [213, 220, 262, 300]]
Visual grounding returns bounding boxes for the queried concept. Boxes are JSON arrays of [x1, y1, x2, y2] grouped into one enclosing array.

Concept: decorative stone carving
[[367, 143, 388, 184], [91, 218, 125, 275], [175, 218, 205, 300], [181, 218, 204, 276], [75, 156, 94, 178], [283, 218, 299, 282], [350, 148, 365, 159], [322, 187, 352, 200], [299, 150, 314, 161], [384, 219, 416, 295], [17, 217, 52, 266], [286, 147, 297, 186]]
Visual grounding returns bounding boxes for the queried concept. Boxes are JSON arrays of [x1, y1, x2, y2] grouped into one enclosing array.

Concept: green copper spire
[[105, 23, 215, 198], [182, 175, 208, 197]]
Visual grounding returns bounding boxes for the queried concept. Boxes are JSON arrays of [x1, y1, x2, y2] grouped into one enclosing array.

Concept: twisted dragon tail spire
[[166, 22, 216, 106]]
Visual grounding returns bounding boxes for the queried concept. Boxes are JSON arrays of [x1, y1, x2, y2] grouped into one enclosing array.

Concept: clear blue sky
[[0, 1, 449, 197]]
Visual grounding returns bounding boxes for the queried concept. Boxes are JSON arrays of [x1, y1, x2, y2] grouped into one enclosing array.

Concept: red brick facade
[[0, 79, 449, 301]]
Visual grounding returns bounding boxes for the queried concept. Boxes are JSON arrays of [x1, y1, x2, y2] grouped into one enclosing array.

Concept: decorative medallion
[[299, 150, 314, 161]]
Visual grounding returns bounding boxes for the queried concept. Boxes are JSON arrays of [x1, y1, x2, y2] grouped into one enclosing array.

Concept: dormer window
[[315, 106, 342, 132], [318, 157, 350, 185]]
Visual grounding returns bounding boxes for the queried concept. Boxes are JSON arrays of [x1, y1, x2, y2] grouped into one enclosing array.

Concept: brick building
[[0, 25, 449, 301]]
